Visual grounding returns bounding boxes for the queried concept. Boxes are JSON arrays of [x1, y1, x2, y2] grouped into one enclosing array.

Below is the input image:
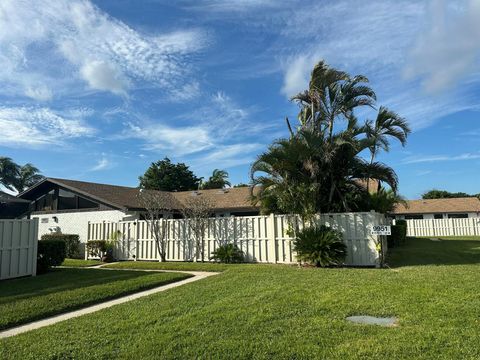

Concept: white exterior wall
[[31, 210, 132, 245]]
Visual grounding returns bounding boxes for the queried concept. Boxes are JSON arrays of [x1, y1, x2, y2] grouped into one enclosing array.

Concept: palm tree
[[12, 164, 44, 192], [365, 106, 410, 191], [291, 61, 376, 140], [365, 106, 411, 164], [0, 157, 20, 191], [250, 125, 398, 216], [201, 169, 231, 189]]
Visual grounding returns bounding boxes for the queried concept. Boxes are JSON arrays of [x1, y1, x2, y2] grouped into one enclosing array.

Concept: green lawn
[[0, 268, 190, 331], [2, 237, 480, 359], [61, 258, 104, 267]]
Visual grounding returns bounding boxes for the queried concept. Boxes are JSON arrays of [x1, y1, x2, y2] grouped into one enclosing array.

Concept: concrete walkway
[[0, 267, 218, 339]]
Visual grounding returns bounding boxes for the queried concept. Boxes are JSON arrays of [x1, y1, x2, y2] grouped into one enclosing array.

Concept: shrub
[[293, 225, 347, 267], [210, 244, 244, 263], [86, 240, 106, 258], [37, 240, 66, 274], [388, 224, 407, 248], [41, 234, 80, 258]]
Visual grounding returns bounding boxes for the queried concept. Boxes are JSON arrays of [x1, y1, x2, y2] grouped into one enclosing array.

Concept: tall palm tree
[[365, 106, 411, 164], [291, 61, 376, 140], [12, 164, 44, 192], [365, 106, 410, 191], [250, 125, 398, 216], [0, 157, 20, 192], [201, 169, 231, 189]]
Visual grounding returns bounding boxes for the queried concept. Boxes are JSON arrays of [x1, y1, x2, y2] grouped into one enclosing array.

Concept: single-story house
[[391, 197, 480, 220], [0, 190, 30, 218], [17, 177, 261, 251]]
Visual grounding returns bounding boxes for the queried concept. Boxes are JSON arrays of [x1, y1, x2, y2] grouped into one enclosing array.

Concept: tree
[[251, 60, 406, 219], [0, 157, 20, 191], [181, 195, 214, 262], [12, 163, 44, 192], [366, 188, 407, 214], [233, 183, 250, 188], [422, 189, 474, 199], [250, 124, 398, 218], [364, 106, 410, 191], [139, 158, 201, 191], [291, 60, 376, 140], [201, 169, 231, 189], [136, 189, 175, 262]]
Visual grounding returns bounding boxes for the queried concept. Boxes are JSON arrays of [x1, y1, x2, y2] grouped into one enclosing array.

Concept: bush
[[86, 240, 106, 258], [293, 226, 347, 267], [388, 224, 407, 248], [210, 244, 245, 263], [41, 234, 80, 258], [37, 240, 66, 274]]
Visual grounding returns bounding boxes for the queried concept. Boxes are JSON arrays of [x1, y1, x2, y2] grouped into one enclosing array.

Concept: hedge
[[388, 223, 407, 248], [41, 234, 80, 258], [37, 240, 66, 274]]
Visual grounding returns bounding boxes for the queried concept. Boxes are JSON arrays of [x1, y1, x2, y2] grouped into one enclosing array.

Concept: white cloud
[[403, 152, 480, 164], [193, 143, 264, 170], [273, 0, 480, 131], [90, 155, 114, 171], [0, 107, 95, 147], [80, 61, 128, 96], [0, 0, 209, 98], [281, 55, 316, 97], [122, 122, 213, 156], [404, 0, 480, 93], [25, 86, 53, 101]]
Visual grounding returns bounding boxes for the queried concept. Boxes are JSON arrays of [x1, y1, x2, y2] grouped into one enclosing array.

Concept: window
[[78, 196, 98, 209], [35, 190, 54, 211], [434, 214, 443, 219], [404, 214, 424, 220], [448, 213, 468, 219], [58, 189, 98, 210], [57, 189, 76, 210]]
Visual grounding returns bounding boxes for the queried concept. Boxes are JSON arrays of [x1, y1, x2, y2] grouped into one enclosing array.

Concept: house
[[391, 197, 480, 220], [17, 177, 260, 252], [0, 190, 30, 219]]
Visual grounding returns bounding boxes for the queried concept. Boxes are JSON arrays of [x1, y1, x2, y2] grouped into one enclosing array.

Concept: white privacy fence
[[403, 218, 480, 237], [0, 219, 38, 280], [87, 212, 386, 267]]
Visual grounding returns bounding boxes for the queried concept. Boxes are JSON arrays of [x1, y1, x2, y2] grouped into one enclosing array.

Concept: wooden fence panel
[[87, 212, 384, 266], [0, 219, 38, 280], [404, 218, 480, 237]]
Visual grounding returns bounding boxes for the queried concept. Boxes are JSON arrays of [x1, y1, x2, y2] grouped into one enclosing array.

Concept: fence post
[[85, 221, 90, 260], [31, 218, 38, 277], [134, 221, 139, 261], [267, 213, 277, 263]]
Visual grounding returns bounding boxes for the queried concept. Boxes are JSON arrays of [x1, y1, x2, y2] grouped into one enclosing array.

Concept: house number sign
[[370, 225, 391, 235]]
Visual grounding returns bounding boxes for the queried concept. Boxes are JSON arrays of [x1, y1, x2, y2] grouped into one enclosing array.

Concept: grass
[[0, 268, 190, 331], [389, 236, 480, 266], [2, 237, 480, 359], [104, 261, 233, 272], [61, 258, 104, 267]]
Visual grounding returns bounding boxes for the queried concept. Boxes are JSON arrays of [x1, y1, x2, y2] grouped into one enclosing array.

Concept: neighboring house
[[17, 178, 260, 250], [391, 197, 480, 220], [0, 191, 30, 219]]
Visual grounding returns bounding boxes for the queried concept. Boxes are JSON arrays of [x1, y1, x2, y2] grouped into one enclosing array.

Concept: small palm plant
[[293, 226, 347, 267], [210, 243, 244, 263]]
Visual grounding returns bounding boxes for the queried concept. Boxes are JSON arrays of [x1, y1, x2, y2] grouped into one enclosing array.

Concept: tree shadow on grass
[[388, 237, 480, 267], [0, 268, 155, 304]]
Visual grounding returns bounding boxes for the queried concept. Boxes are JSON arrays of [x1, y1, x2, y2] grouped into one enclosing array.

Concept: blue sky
[[1, 0, 480, 199]]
